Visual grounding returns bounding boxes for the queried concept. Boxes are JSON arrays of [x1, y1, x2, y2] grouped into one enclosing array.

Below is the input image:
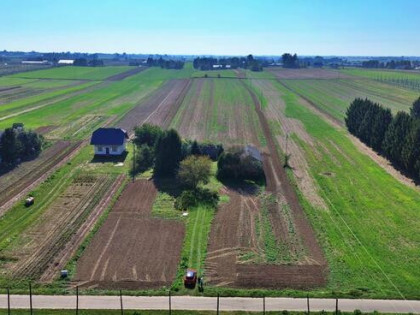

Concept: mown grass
[[272, 81, 420, 299], [11, 66, 131, 81]]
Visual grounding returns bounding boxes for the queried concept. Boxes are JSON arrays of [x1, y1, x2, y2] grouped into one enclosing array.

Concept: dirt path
[[1, 295, 419, 313], [105, 67, 145, 81]]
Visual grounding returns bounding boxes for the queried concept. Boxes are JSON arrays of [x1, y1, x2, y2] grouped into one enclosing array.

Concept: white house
[[90, 128, 128, 156]]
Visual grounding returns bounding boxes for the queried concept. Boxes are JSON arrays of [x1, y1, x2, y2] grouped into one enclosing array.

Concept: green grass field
[[11, 66, 131, 80], [281, 78, 419, 121], [259, 80, 420, 298]]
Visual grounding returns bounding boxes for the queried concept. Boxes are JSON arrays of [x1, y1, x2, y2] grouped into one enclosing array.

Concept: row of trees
[[345, 97, 420, 179], [361, 60, 414, 69], [146, 57, 184, 69], [192, 55, 263, 72], [73, 58, 104, 67], [0, 128, 43, 168]]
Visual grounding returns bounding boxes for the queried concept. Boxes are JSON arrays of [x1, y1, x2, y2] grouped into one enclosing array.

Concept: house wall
[[94, 142, 126, 155]]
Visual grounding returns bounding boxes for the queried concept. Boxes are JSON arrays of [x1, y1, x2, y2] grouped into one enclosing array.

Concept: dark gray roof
[[90, 128, 128, 145]]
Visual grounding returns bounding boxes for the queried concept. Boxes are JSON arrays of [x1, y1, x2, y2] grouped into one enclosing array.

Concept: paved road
[[1, 295, 420, 313]]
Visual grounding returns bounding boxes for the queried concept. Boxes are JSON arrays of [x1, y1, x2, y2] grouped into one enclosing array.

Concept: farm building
[[58, 60, 74, 65], [243, 145, 263, 162], [90, 128, 128, 156]]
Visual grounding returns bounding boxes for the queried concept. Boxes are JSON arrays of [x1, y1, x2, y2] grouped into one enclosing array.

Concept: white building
[[58, 59, 74, 65], [90, 128, 128, 156]]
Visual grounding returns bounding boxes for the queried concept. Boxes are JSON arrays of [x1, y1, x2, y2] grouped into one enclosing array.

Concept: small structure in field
[[90, 128, 129, 156], [243, 145, 263, 162], [58, 59, 74, 65]]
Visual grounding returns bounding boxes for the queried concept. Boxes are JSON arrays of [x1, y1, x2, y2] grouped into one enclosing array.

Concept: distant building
[[58, 59, 74, 65], [21, 60, 50, 65], [90, 128, 129, 156]]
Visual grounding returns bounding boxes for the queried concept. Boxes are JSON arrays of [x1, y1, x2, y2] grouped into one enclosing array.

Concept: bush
[[134, 123, 163, 147], [217, 148, 265, 182], [174, 188, 219, 210], [178, 155, 212, 189]]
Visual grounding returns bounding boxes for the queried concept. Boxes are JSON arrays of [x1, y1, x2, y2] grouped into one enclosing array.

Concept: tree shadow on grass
[[152, 175, 183, 198], [217, 177, 262, 196]]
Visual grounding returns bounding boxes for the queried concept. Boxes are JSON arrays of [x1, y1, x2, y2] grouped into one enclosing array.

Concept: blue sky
[[1, 0, 419, 56]]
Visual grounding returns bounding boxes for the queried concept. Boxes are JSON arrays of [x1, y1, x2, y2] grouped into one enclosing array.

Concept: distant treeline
[[345, 97, 420, 179], [193, 54, 263, 71], [73, 58, 104, 67], [146, 57, 184, 69], [362, 60, 414, 69]]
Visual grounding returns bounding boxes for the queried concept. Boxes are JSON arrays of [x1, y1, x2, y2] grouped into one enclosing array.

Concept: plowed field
[[116, 79, 191, 133], [75, 180, 185, 289]]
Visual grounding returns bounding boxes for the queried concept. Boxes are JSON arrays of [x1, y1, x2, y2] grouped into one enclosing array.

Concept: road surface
[[1, 295, 419, 313]]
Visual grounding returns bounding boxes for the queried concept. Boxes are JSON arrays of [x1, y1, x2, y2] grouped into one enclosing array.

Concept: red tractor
[[183, 269, 197, 288]]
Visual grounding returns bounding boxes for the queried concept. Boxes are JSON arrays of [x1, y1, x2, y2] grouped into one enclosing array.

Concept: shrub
[[174, 188, 219, 210], [178, 155, 212, 189]]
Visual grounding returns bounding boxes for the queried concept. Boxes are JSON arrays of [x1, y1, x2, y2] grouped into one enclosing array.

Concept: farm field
[[11, 66, 131, 81], [171, 78, 264, 145], [75, 180, 185, 290], [277, 77, 419, 122], [340, 68, 420, 91], [0, 65, 419, 299], [0, 64, 53, 76], [249, 74, 420, 298]]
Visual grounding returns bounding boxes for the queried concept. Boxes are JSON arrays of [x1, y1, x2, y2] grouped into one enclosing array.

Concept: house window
[[97, 146, 103, 152], [111, 145, 118, 152]]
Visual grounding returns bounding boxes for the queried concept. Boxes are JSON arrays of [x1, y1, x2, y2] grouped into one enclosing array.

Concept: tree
[[17, 130, 42, 159], [282, 53, 299, 68], [0, 128, 21, 166], [134, 124, 163, 148], [382, 111, 412, 165], [154, 129, 182, 176], [178, 155, 212, 189], [410, 97, 420, 119], [135, 144, 154, 173], [191, 140, 200, 155]]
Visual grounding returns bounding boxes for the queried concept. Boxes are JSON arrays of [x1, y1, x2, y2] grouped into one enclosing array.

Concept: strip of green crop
[[272, 80, 420, 299]]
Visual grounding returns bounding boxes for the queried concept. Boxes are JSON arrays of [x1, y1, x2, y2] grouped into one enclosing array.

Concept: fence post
[[263, 295, 266, 315], [120, 290, 124, 315], [29, 282, 33, 315], [306, 294, 310, 315], [336, 298, 339, 315], [7, 287, 11, 315], [217, 293, 220, 315], [168, 290, 171, 315], [76, 286, 79, 315]]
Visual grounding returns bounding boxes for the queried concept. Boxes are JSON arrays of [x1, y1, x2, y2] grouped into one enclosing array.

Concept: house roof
[[90, 128, 128, 146]]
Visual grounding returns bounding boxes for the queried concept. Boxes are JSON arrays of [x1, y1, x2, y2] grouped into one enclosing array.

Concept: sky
[[1, 0, 419, 56]]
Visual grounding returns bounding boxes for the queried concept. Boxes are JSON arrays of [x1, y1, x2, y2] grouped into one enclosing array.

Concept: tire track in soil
[[205, 82, 327, 289]]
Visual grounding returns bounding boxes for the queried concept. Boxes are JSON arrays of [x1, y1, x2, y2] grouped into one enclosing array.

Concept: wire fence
[[0, 284, 375, 314]]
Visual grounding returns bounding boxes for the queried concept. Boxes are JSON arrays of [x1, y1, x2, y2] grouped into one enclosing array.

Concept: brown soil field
[[116, 79, 191, 133], [268, 68, 352, 80], [105, 67, 145, 81], [172, 78, 262, 146], [40, 174, 126, 282], [2, 174, 118, 280], [75, 180, 185, 290], [34, 125, 57, 135], [0, 140, 83, 216], [205, 82, 327, 289]]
